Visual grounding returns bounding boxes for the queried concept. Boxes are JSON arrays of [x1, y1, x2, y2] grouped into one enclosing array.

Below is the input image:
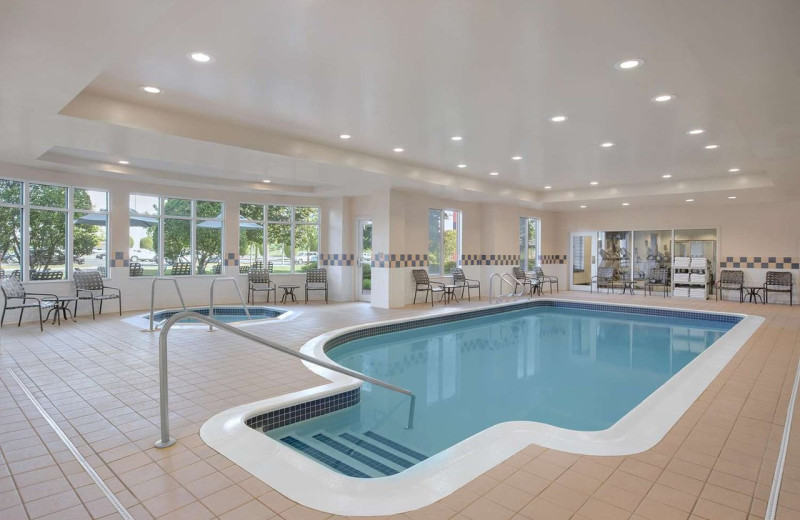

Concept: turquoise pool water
[[148, 306, 284, 324], [264, 305, 735, 477]]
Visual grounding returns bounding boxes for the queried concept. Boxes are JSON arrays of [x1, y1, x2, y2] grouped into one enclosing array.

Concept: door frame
[[569, 231, 598, 291], [356, 218, 372, 302]]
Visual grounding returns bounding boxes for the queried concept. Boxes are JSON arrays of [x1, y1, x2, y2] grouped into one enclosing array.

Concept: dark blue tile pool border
[[245, 388, 360, 432], [323, 300, 742, 352]]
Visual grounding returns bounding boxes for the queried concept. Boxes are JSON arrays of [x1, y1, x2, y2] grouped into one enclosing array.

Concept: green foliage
[[362, 264, 371, 290], [129, 236, 134, 247], [139, 236, 153, 250]]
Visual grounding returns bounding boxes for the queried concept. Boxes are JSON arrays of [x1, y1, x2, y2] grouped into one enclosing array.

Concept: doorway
[[570, 232, 597, 291], [356, 219, 372, 302]]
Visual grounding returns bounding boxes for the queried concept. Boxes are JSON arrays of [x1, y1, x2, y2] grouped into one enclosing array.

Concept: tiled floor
[[0, 291, 799, 519]]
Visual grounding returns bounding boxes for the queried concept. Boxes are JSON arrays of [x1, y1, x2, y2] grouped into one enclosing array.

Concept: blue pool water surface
[[264, 305, 735, 477], [150, 306, 284, 324]]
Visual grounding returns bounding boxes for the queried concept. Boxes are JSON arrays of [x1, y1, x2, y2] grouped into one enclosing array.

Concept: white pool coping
[[122, 305, 298, 330], [200, 299, 763, 516]]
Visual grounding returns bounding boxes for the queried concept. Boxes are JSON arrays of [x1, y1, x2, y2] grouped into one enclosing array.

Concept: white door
[[570, 232, 597, 291], [356, 219, 372, 302]]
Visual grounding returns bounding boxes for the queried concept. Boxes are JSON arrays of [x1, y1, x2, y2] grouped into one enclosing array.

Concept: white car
[[129, 248, 156, 262]]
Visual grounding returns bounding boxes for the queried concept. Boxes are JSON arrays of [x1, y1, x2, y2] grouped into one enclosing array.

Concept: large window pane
[[632, 230, 672, 280], [240, 226, 264, 270], [74, 212, 108, 276], [130, 194, 160, 216], [0, 179, 22, 204], [598, 231, 632, 280], [0, 206, 22, 278], [74, 189, 108, 212], [130, 194, 160, 276], [295, 206, 319, 223], [29, 209, 67, 279], [195, 225, 221, 275], [267, 205, 291, 222], [240, 203, 263, 221], [519, 217, 540, 271], [197, 200, 222, 219], [268, 223, 292, 273], [442, 209, 459, 274], [428, 210, 442, 275], [30, 183, 66, 208], [163, 218, 192, 275], [295, 224, 319, 272], [164, 198, 191, 217]]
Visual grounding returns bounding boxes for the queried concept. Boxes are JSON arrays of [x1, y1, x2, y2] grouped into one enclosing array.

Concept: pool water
[[150, 306, 284, 324], [265, 306, 734, 477]]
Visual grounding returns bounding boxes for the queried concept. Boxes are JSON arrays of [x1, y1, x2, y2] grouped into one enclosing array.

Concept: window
[[0, 179, 109, 281], [129, 195, 223, 276], [572, 235, 585, 272], [239, 204, 320, 273], [428, 208, 461, 275], [519, 217, 540, 271]]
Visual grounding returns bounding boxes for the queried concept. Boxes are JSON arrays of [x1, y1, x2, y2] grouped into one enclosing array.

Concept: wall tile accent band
[[539, 254, 567, 265], [372, 253, 429, 268], [224, 252, 240, 266], [245, 388, 360, 432], [110, 251, 129, 268], [460, 254, 521, 266], [320, 253, 356, 266], [719, 256, 800, 269]]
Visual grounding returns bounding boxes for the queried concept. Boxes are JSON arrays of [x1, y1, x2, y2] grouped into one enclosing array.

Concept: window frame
[[428, 208, 462, 276], [240, 203, 321, 274], [519, 216, 541, 271]]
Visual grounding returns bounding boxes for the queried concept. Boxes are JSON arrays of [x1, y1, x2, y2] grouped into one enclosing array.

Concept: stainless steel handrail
[[208, 277, 251, 331], [155, 311, 417, 448], [489, 272, 523, 303], [149, 277, 187, 331], [501, 273, 525, 297]]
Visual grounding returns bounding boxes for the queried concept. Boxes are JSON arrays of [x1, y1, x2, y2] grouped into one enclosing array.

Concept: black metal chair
[[412, 269, 444, 306], [1, 277, 58, 331], [171, 261, 191, 275], [451, 268, 480, 301], [534, 266, 558, 293], [591, 267, 618, 293], [645, 267, 670, 297], [74, 270, 121, 319], [716, 270, 744, 302], [512, 266, 541, 297], [129, 262, 143, 277], [248, 268, 276, 304], [764, 271, 793, 306], [305, 268, 328, 303]]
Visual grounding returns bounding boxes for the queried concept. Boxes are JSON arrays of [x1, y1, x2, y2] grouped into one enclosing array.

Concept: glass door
[[357, 219, 372, 302], [570, 232, 597, 291]]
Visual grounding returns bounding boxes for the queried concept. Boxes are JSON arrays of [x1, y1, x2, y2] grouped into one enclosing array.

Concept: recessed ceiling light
[[188, 51, 214, 63], [511, 156, 522, 161], [621, 202, 630, 206], [139, 85, 162, 94], [590, 181, 599, 185], [728, 168, 740, 173], [550, 115, 567, 122], [262, 179, 271, 183], [580, 205, 587, 209], [339, 134, 351, 139], [662, 174, 672, 179], [451, 136, 463, 141], [652, 94, 675, 103], [393, 147, 404, 152], [600, 142, 615, 148], [685, 198, 694, 202], [544, 186, 552, 190], [457, 164, 467, 168], [117, 160, 129, 165], [687, 129, 705, 135], [705, 144, 719, 149], [615, 59, 644, 70], [728, 196, 737, 199], [489, 171, 499, 176]]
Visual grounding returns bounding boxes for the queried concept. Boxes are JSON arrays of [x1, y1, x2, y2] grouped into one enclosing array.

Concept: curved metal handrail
[[208, 277, 250, 331], [488, 272, 523, 303], [155, 311, 417, 448], [149, 277, 187, 331]]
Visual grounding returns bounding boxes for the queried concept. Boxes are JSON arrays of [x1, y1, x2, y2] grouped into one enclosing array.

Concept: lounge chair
[[451, 268, 480, 301], [248, 268, 276, 304], [645, 267, 670, 297], [1, 277, 58, 331], [764, 271, 793, 306], [73, 270, 122, 319], [129, 262, 143, 277], [716, 270, 743, 302], [305, 268, 328, 303], [170, 261, 191, 275], [591, 267, 617, 293], [534, 266, 558, 293], [412, 269, 444, 306], [512, 266, 541, 297]]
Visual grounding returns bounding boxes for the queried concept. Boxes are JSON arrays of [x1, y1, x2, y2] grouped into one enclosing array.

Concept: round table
[[442, 284, 460, 304], [279, 285, 300, 303], [743, 285, 764, 303]]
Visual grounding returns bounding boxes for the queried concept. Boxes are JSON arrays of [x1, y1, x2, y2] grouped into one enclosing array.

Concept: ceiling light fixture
[[615, 58, 644, 70], [451, 136, 463, 141], [687, 129, 705, 135], [457, 164, 467, 168], [590, 181, 599, 185], [728, 168, 740, 173], [339, 134, 351, 139], [550, 115, 567, 122], [489, 171, 499, 176], [511, 156, 522, 161], [621, 202, 630, 206], [600, 142, 615, 148], [652, 94, 675, 103], [393, 147, 404, 152], [188, 51, 214, 63], [544, 186, 552, 190], [262, 179, 271, 183], [662, 174, 672, 179], [580, 205, 587, 209], [685, 198, 694, 202], [728, 196, 737, 199], [704, 144, 719, 149], [117, 160, 129, 165], [139, 85, 162, 94]]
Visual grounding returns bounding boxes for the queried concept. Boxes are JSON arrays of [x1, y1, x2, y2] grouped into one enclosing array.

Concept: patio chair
[[129, 262, 143, 277], [252, 261, 264, 270], [305, 268, 328, 303], [451, 268, 480, 301], [73, 270, 122, 319], [716, 270, 744, 302], [248, 268, 276, 304], [512, 266, 541, 297], [412, 269, 444, 306], [591, 267, 617, 293], [764, 271, 793, 306], [1, 277, 58, 331], [171, 261, 191, 275], [30, 270, 63, 281], [534, 266, 559, 293], [645, 267, 670, 297]]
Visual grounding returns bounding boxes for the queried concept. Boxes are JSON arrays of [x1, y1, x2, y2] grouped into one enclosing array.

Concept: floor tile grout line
[[7, 367, 135, 520]]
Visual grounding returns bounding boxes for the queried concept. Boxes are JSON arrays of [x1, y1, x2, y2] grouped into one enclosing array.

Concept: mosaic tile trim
[[719, 256, 800, 269], [372, 252, 429, 268], [109, 251, 129, 268], [323, 301, 741, 353], [461, 254, 483, 266], [539, 254, 567, 265], [245, 388, 360, 432], [224, 252, 240, 266], [320, 253, 356, 266], [460, 254, 522, 266]]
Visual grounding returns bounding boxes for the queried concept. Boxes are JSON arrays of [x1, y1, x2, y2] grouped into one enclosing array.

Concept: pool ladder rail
[[148, 276, 188, 331], [489, 272, 525, 303], [154, 311, 417, 448], [148, 276, 251, 331]]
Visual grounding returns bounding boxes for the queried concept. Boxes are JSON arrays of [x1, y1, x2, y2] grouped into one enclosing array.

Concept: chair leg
[[38, 306, 44, 331], [325, 288, 328, 304], [0, 307, 5, 328], [18, 308, 24, 327], [90, 300, 96, 320], [118, 295, 122, 316], [430, 289, 434, 307], [414, 290, 417, 304]]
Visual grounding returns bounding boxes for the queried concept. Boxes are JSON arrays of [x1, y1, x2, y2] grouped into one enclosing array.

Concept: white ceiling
[[1, 0, 799, 210]]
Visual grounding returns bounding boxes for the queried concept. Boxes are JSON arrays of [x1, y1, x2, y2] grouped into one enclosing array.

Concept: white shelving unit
[[672, 256, 710, 299]]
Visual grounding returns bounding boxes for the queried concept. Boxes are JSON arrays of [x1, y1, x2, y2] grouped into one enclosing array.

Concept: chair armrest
[[76, 288, 93, 296], [465, 277, 480, 283], [103, 286, 121, 294], [25, 292, 59, 300], [430, 281, 446, 288]]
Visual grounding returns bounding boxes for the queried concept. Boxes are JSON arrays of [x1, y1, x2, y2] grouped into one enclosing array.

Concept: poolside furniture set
[[413, 266, 559, 306]]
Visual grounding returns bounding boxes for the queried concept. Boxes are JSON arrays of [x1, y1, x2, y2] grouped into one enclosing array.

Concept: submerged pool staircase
[[280, 429, 428, 478]]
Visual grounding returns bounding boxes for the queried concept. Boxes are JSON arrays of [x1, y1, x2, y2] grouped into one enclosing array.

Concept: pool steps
[[280, 430, 428, 478]]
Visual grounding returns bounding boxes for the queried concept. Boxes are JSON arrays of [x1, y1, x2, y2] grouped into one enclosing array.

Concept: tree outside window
[[428, 208, 461, 275]]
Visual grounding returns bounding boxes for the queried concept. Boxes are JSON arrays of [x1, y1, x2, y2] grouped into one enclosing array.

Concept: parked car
[[295, 252, 318, 264], [129, 248, 156, 262]]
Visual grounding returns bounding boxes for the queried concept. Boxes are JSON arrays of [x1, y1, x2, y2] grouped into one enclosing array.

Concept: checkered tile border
[[109, 251, 129, 268], [460, 254, 521, 266], [244, 388, 360, 432], [320, 253, 356, 266], [539, 254, 567, 265], [224, 252, 240, 266], [372, 252, 428, 268], [719, 256, 800, 269]]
